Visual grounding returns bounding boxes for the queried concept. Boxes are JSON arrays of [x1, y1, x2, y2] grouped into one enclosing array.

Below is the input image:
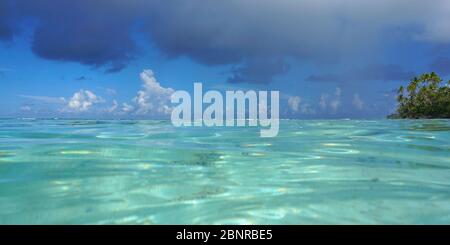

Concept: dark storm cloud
[[358, 64, 416, 81], [227, 59, 289, 84], [0, 0, 18, 41], [31, 20, 135, 72], [1, 0, 450, 78], [140, 0, 450, 70], [307, 64, 415, 82], [0, 17, 14, 41], [21, 0, 137, 73], [430, 57, 450, 76]]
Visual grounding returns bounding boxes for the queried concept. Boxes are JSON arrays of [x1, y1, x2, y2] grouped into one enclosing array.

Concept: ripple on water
[[316, 148, 359, 154], [60, 150, 93, 155], [0, 119, 450, 224]]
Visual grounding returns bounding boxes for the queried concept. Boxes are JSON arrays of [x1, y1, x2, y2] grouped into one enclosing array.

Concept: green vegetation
[[391, 72, 450, 119]]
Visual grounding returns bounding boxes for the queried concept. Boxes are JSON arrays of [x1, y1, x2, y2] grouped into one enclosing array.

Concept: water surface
[[0, 119, 449, 224]]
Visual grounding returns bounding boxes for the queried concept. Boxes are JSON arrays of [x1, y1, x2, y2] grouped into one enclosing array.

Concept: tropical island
[[389, 72, 450, 119]]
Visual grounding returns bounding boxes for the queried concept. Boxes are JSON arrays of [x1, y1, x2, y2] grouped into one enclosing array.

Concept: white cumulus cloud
[[65, 89, 104, 112], [352, 93, 364, 110], [319, 94, 328, 110], [133, 69, 174, 116], [287, 96, 301, 112], [287, 95, 315, 115], [122, 103, 134, 113], [330, 88, 341, 113], [107, 100, 118, 113], [318, 88, 341, 113]]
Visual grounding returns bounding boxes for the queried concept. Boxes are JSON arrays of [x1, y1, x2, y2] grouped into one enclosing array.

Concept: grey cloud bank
[[1, 0, 450, 82]]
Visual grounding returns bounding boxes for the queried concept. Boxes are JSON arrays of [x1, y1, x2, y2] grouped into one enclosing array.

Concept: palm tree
[[394, 72, 450, 119]]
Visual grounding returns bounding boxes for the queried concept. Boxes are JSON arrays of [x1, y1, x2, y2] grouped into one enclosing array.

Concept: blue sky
[[1, 0, 450, 119]]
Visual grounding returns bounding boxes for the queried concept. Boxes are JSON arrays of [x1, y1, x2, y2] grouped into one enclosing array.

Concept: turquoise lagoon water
[[0, 119, 449, 224]]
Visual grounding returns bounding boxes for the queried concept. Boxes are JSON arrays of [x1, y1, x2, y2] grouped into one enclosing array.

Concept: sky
[[1, 0, 450, 119]]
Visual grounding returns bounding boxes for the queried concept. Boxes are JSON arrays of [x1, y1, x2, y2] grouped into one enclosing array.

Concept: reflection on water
[[0, 119, 449, 224]]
